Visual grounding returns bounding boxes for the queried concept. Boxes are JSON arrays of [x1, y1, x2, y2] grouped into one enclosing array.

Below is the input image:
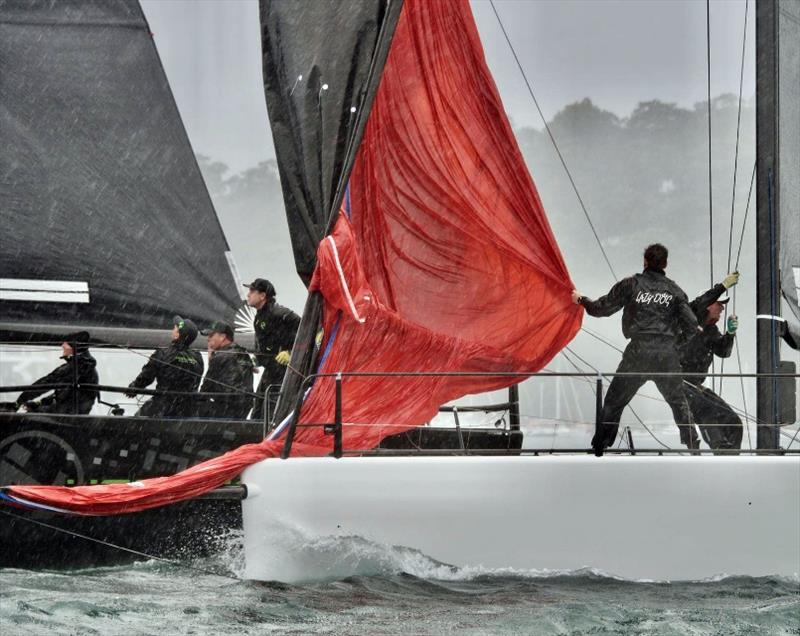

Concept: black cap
[[243, 278, 275, 297], [62, 330, 90, 352], [172, 315, 199, 346], [201, 321, 234, 340]]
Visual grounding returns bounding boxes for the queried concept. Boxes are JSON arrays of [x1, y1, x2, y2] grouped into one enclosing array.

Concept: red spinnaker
[[4, 0, 581, 515]]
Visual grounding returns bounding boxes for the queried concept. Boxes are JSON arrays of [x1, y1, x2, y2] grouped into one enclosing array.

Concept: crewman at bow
[[244, 278, 300, 420]]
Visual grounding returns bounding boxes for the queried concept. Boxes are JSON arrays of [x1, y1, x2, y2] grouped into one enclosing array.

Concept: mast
[[755, 0, 790, 450]]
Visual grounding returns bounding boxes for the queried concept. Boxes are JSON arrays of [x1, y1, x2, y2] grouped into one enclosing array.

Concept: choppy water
[[1, 533, 798, 636]]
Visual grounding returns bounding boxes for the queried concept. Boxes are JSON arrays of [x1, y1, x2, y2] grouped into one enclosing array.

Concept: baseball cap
[[243, 278, 275, 297], [201, 320, 234, 340]]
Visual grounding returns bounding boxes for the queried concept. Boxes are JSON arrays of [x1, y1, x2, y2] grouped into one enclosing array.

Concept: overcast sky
[[140, 0, 754, 175]]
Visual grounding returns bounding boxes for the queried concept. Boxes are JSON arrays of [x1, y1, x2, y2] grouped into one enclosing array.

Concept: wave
[[241, 522, 800, 585]]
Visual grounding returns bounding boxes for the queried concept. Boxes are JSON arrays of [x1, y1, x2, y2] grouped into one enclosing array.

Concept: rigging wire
[[726, 0, 750, 274], [488, 0, 617, 281], [734, 162, 756, 272], [0, 509, 241, 582], [706, 0, 714, 291], [579, 326, 625, 354], [719, 0, 750, 399]]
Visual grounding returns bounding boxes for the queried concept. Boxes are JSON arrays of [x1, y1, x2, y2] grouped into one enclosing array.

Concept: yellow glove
[[275, 350, 291, 366], [722, 271, 739, 289]]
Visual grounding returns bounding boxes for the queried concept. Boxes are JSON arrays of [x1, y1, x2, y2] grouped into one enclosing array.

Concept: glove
[[275, 350, 291, 366], [726, 315, 738, 335], [722, 271, 739, 289], [124, 387, 137, 399]]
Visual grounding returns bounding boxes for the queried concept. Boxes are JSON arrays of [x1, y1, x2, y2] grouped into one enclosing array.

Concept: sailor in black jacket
[[126, 316, 203, 417], [244, 278, 301, 420], [572, 244, 701, 454], [678, 273, 743, 452], [16, 331, 99, 415], [197, 321, 254, 419]]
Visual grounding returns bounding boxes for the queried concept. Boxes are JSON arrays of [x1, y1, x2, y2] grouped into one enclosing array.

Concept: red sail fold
[[4, 0, 581, 516]]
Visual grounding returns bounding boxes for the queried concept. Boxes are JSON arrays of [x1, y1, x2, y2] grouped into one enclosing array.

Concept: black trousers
[[593, 338, 697, 454], [683, 383, 743, 453], [136, 396, 194, 418]]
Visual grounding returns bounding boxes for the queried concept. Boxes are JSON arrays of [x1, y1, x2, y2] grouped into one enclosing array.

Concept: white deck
[[241, 455, 800, 583]]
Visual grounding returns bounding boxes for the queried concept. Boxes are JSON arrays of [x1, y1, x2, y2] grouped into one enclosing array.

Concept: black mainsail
[[0, 0, 242, 346]]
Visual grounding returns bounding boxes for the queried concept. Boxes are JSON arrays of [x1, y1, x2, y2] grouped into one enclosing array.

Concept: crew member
[[244, 278, 300, 420], [679, 273, 743, 452], [16, 331, 99, 414], [197, 320, 254, 419], [125, 315, 203, 417], [572, 244, 701, 454]]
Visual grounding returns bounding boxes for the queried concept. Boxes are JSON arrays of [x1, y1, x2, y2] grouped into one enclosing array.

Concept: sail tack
[[0, 0, 241, 344]]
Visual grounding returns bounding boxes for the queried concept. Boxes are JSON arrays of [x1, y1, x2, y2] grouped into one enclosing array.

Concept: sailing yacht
[[239, 0, 800, 582], [2, 0, 798, 581]]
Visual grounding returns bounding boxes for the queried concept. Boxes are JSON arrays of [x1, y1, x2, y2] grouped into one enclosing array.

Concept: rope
[[0, 509, 240, 581], [781, 426, 800, 449], [733, 323, 753, 450], [488, 0, 617, 281], [706, 0, 714, 291]]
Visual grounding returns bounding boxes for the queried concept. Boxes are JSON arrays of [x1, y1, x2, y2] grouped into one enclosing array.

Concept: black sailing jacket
[[678, 283, 734, 386], [129, 343, 203, 417], [17, 351, 99, 414], [253, 300, 301, 385], [580, 268, 699, 340], [200, 342, 254, 418]]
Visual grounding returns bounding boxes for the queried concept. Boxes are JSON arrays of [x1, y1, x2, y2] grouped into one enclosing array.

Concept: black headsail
[[0, 0, 242, 348], [260, 0, 403, 423], [755, 0, 799, 448]]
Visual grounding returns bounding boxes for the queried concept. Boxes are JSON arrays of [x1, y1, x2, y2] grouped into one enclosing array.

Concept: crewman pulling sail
[[679, 273, 743, 453], [572, 244, 701, 455]]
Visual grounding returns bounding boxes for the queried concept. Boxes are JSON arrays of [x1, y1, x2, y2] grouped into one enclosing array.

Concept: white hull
[[241, 455, 800, 583]]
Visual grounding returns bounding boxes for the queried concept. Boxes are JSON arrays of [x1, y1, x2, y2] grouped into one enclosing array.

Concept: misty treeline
[[200, 95, 755, 305], [196, 95, 758, 434]]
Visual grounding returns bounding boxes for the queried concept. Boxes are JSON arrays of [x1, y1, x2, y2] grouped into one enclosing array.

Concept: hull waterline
[[241, 455, 800, 583]]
